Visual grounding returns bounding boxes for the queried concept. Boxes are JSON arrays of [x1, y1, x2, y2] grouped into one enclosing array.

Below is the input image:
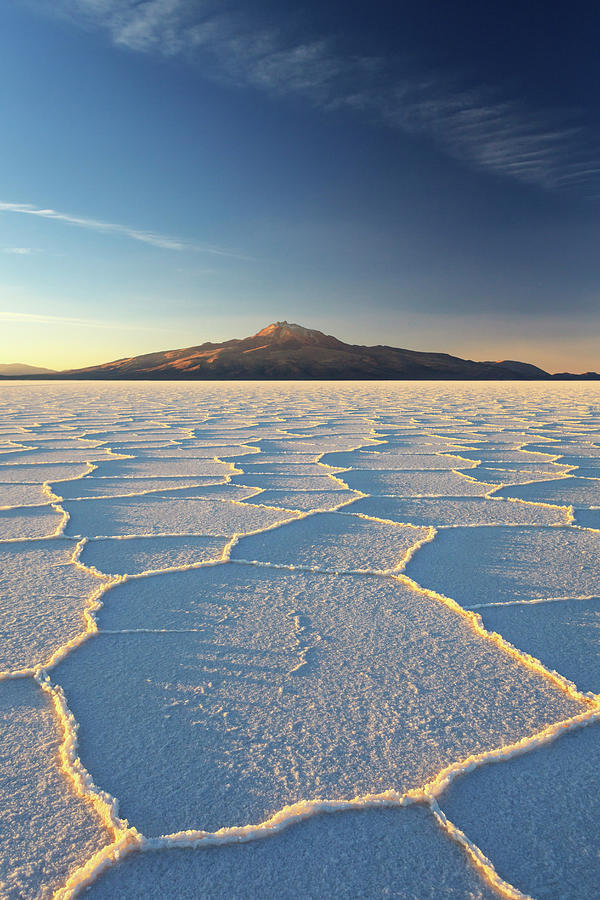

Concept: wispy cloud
[[2, 247, 37, 255], [0, 310, 158, 330], [47, 0, 600, 194], [0, 201, 251, 258]]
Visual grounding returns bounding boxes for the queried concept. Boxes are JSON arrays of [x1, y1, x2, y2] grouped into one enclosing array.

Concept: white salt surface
[[89, 457, 233, 478], [0, 483, 53, 507], [81, 535, 230, 575], [321, 450, 476, 470], [338, 469, 496, 496], [478, 597, 600, 694], [85, 806, 497, 899], [496, 475, 600, 506], [249, 488, 362, 511], [0, 539, 104, 671], [1, 380, 599, 898], [462, 465, 571, 485], [0, 463, 92, 483], [0, 505, 64, 540], [349, 495, 568, 526], [574, 507, 600, 528], [230, 472, 345, 490], [0, 680, 109, 899], [405, 525, 600, 606], [439, 722, 600, 899], [54, 567, 581, 835], [232, 511, 430, 570], [0, 448, 114, 465], [64, 495, 297, 537], [54, 475, 226, 500]]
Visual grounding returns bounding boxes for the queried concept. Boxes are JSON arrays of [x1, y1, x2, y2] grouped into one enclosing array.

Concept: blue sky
[[1, 0, 599, 371]]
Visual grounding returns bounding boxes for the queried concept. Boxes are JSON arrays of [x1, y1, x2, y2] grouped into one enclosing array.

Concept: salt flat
[[0, 380, 599, 899]]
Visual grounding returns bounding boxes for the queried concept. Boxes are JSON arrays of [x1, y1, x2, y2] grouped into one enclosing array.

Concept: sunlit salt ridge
[[0, 381, 599, 898]]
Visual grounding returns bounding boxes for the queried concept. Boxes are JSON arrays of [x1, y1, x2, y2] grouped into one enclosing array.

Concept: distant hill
[[1, 322, 597, 380], [0, 363, 56, 376]]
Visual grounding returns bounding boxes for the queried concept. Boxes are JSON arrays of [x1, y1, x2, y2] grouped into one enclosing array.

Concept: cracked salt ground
[[337, 469, 497, 497], [405, 526, 600, 607], [54, 475, 227, 500], [53, 567, 582, 836], [229, 473, 351, 490], [80, 536, 231, 576], [573, 507, 600, 528], [0, 381, 600, 899], [87, 457, 233, 478], [0, 506, 66, 541], [0, 483, 56, 508], [245, 489, 363, 511], [0, 539, 105, 672], [321, 450, 480, 470], [476, 598, 600, 695], [438, 722, 600, 899], [0, 449, 117, 465], [348, 495, 568, 526], [63, 493, 298, 538], [0, 680, 109, 899], [0, 463, 93, 484], [229, 511, 431, 570], [84, 806, 498, 900], [459, 466, 572, 486], [495, 477, 600, 507]]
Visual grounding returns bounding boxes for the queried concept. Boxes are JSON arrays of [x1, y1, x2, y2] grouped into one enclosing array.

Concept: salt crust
[[0, 381, 599, 899]]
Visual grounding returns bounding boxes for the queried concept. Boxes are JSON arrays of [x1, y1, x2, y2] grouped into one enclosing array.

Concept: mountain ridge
[[0, 363, 57, 376], [1, 322, 598, 380]]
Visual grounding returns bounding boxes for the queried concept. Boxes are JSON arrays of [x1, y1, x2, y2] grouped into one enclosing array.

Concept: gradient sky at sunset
[[1, 1, 599, 372]]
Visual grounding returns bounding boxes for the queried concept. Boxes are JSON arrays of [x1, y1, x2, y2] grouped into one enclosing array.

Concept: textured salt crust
[[449, 449, 558, 464], [231, 511, 432, 571], [405, 525, 600, 607], [0, 463, 93, 484], [496, 476, 600, 506], [473, 597, 600, 695], [524, 442, 600, 457], [462, 465, 572, 485], [439, 722, 600, 899], [88, 458, 233, 478], [337, 469, 497, 496], [571, 467, 600, 479], [573, 507, 600, 528], [238, 452, 323, 466], [322, 450, 479, 470], [80, 536, 231, 576], [84, 806, 498, 900], [54, 475, 227, 500], [0, 505, 66, 540], [0, 680, 109, 899], [236, 462, 342, 475], [0, 539, 105, 672], [54, 567, 583, 836], [243, 489, 363, 511], [144, 446, 261, 459], [0, 449, 118, 465], [0, 483, 55, 508], [229, 473, 348, 491], [0, 383, 600, 899], [348, 495, 568, 526], [63, 495, 299, 538]]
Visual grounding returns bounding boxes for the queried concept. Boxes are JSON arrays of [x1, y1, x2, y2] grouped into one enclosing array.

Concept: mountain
[[483, 359, 550, 378], [2, 322, 597, 380], [0, 363, 56, 376], [55, 321, 554, 380]]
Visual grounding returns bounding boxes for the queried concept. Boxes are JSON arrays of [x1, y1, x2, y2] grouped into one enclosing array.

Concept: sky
[[1, 0, 599, 372]]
